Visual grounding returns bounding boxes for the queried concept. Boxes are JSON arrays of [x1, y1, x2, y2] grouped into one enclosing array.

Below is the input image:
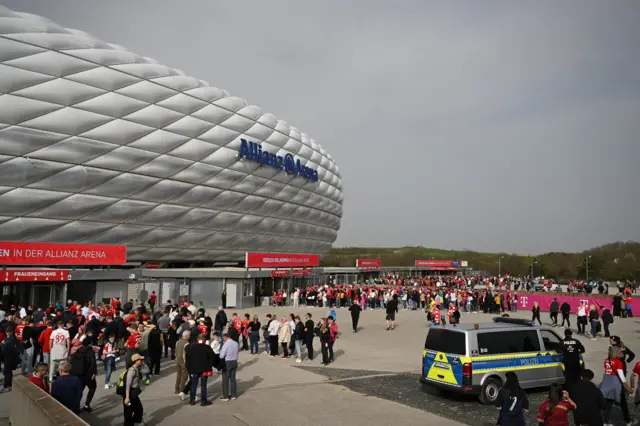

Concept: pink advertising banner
[[516, 293, 621, 312]]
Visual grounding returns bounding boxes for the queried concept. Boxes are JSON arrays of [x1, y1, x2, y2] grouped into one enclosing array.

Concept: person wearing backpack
[[121, 353, 145, 426], [71, 333, 97, 413]]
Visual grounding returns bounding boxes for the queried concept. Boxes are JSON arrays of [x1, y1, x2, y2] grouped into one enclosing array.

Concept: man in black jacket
[[214, 306, 227, 337], [303, 313, 315, 360], [148, 326, 163, 376], [185, 335, 213, 406], [72, 334, 98, 412], [549, 298, 559, 327], [561, 329, 585, 390], [560, 301, 571, 328], [385, 295, 399, 331], [349, 303, 362, 332], [0, 326, 21, 393], [570, 369, 606, 426]]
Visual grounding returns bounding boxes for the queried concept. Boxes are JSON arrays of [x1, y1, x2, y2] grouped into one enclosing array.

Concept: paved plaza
[[2, 304, 638, 426]]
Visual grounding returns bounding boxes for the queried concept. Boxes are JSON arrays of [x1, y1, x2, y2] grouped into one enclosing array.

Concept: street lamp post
[[530, 261, 537, 279], [498, 256, 504, 276], [586, 256, 591, 283]]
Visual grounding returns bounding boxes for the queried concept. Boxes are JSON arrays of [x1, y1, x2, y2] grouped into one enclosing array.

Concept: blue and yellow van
[[420, 317, 576, 404]]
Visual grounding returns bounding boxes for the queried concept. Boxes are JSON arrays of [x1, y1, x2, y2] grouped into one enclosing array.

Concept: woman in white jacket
[[278, 317, 291, 359]]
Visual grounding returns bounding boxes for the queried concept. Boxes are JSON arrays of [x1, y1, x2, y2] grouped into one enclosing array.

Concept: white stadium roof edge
[[0, 5, 343, 263]]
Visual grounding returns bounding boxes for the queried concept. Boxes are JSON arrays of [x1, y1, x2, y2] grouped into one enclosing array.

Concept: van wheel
[[479, 377, 501, 405]]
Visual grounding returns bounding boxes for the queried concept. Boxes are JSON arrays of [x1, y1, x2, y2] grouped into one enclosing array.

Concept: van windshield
[[424, 328, 466, 355]]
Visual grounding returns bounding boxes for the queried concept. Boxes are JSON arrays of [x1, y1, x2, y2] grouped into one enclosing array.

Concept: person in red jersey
[[111, 297, 120, 313], [600, 345, 633, 425], [536, 384, 576, 426], [14, 318, 25, 341], [149, 291, 157, 311], [196, 319, 208, 340], [28, 363, 50, 394], [38, 320, 54, 366], [447, 302, 460, 324], [125, 323, 142, 369]]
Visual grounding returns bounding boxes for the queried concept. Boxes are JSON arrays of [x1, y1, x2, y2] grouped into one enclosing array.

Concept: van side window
[[476, 331, 541, 355], [424, 328, 466, 355], [540, 330, 562, 353]]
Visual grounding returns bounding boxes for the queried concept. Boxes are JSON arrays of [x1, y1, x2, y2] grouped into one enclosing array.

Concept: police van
[[420, 317, 573, 404]]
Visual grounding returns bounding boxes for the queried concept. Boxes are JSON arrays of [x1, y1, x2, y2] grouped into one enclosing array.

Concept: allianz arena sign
[[238, 139, 318, 182]]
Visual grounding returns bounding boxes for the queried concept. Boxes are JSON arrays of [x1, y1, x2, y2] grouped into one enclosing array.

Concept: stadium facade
[[0, 6, 343, 266]]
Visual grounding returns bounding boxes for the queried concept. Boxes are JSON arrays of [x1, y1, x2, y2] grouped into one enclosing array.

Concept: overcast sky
[[5, 1, 640, 254]]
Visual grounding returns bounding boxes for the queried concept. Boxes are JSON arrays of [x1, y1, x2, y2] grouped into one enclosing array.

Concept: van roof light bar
[[492, 317, 535, 326]]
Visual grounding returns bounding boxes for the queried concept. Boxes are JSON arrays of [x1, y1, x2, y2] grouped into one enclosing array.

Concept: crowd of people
[[0, 296, 345, 425], [492, 328, 640, 426], [0, 275, 638, 426]]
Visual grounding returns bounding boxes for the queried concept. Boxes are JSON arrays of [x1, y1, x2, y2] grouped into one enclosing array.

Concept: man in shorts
[[385, 294, 399, 330], [49, 321, 70, 379]]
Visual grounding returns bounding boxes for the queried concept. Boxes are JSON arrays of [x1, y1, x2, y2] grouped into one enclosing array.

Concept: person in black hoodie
[[569, 369, 605, 426], [147, 326, 163, 376], [349, 303, 362, 333], [185, 335, 214, 406], [560, 301, 571, 328], [0, 326, 21, 393], [601, 308, 614, 338], [303, 313, 315, 361], [214, 307, 227, 338], [72, 333, 98, 412], [549, 298, 559, 327]]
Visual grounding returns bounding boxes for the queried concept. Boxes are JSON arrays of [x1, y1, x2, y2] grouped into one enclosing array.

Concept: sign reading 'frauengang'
[[238, 138, 319, 182]]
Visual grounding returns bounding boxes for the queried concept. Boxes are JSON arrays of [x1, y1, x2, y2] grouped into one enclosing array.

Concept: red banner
[[415, 259, 458, 268], [516, 294, 621, 313], [292, 268, 312, 277], [145, 262, 161, 269], [3, 269, 69, 282], [246, 252, 320, 268], [0, 242, 126, 265], [271, 270, 290, 277], [356, 259, 381, 268]]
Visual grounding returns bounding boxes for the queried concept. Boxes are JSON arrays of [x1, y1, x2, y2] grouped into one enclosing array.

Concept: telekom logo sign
[[516, 294, 613, 313]]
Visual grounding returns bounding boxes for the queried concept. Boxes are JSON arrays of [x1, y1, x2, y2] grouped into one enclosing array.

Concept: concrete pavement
[[2, 304, 638, 425]]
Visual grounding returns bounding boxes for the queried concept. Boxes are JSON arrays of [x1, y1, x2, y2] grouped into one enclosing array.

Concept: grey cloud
[[4, 0, 640, 253]]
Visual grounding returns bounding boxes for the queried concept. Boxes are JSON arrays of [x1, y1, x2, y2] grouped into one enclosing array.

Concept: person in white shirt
[[268, 317, 281, 357], [187, 303, 197, 316], [287, 314, 296, 353], [49, 321, 70, 378], [103, 335, 117, 389], [293, 289, 300, 308], [577, 301, 588, 334]]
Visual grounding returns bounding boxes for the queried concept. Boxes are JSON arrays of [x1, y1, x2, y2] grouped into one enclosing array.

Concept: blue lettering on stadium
[[238, 139, 319, 182]]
